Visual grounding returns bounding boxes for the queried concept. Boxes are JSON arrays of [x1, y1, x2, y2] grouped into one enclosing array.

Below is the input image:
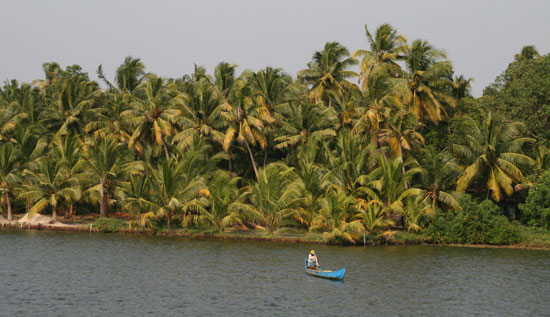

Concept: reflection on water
[[1, 230, 550, 316]]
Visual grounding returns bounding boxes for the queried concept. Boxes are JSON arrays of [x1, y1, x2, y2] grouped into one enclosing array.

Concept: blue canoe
[[305, 257, 346, 280]]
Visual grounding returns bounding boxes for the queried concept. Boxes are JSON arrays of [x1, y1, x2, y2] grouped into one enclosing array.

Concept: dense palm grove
[[2, 24, 550, 244]]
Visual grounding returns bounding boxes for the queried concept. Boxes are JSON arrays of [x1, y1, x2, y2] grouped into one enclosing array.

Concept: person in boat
[[307, 250, 320, 270]]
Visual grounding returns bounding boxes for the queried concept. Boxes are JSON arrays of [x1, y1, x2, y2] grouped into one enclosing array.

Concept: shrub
[[93, 217, 128, 233], [427, 194, 520, 245], [519, 171, 550, 229]]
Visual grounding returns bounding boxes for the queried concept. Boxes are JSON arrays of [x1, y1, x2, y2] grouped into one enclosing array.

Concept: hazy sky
[[1, 0, 549, 96]]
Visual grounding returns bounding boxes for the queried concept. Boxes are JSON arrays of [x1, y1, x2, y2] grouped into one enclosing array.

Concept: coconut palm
[[311, 188, 363, 243], [51, 134, 84, 218], [40, 72, 101, 138], [128, 75, 185, 159], [247, 163, 303, 233], [274, 97, 337, 150], [78, 137, 143, 217], [453, 113, 535, 201], [353, 24, 408, 90], [0, 81, 44, 138], [0, 142, 21, 221], [142, 136, 227, 228], [418, 147, 460, 215], [353, 74, 407, 147], [405, 39, 456, 124], [172, 78, 226, 147], [20, 157, 81, 220], [298, 42, 358, 105], [353, 200, 394, 234], [291, 140, 335, 228], [85, 91, 134, 146], [221, 78, 274, 181], [98, 56, 147, 93], [358, 155, 423, 221], [196, 170, 251, 232], [214, 62, 237, 98]]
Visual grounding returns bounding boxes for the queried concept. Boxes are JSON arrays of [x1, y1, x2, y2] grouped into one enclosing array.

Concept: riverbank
[[2, 216, 550, 251]]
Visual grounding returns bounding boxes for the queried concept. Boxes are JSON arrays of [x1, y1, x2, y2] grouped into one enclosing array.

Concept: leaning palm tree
[[353, 24, 408, 90], [20, 157, 81, 220], [453, 113, 535, 201], [0, 142, 21, 221]]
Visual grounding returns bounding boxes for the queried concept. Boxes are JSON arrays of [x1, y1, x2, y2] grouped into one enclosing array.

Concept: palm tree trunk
[[52, 204, 57, 221], [244, 139, 260, 182], [5, 192, 12, 221], [99, 176, 107, 217], [161, 139, 170, 160], [26, 198, 31, 214], [166, 214, 171, 229], [228, 150, 233, 172], [264, 148, 268, 169]]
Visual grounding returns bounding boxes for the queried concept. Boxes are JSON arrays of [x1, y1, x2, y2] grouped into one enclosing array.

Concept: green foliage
[[481, 49, 550, 140], [519, 171, 550, 229], [428, 194, 520, 245], [93, 217, 128, 232]]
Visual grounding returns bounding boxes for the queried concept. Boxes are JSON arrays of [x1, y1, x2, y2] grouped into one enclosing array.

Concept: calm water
[[1, 231, 550, 316]]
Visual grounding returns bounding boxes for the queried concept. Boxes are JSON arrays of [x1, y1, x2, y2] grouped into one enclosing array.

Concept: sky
[[1, 0, 549, 97]]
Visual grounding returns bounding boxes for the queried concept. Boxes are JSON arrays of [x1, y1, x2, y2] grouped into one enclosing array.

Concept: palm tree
[[128, 75, 185, 159], [85, 91, 134, 145], [39, 69, 100, 138], [51, 134, 84, 218], [298, 42, 358, 105], [311, 188, 363, 243], [353, 24, 408, 90], [78, 137, 142, 217], [353, 200, 394, 234], [98, 56, 147, 93], [453, 113, 535, 201], [172, 78, 226, 147], [0, 81, 44, 138], [358, 155, 423, 222], [145, 158, 207, 229], [291, 140, 335, 228], [214, 62, 237, 98], [0, 142, 20, 221], [142, 136, 227, 228], [274, 97, 337, 150], [221, 78, 274, 181], [20, 157, 80, 220], [352, 74, 407, 147], [405, 39, 456, 124], [247, 163, 303, 233], [418, 147, 460, 215], [198, 170, 251, 232]]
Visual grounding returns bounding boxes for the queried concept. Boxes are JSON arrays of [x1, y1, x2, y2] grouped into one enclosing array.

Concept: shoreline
[[2, 222, 550, 251]]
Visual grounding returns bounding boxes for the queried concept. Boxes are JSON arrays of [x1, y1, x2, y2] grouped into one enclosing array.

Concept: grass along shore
[[2, 213, 550, 250]]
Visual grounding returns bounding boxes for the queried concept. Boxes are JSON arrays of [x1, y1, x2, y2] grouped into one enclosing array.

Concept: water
[[1, 230, 550, 316]]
